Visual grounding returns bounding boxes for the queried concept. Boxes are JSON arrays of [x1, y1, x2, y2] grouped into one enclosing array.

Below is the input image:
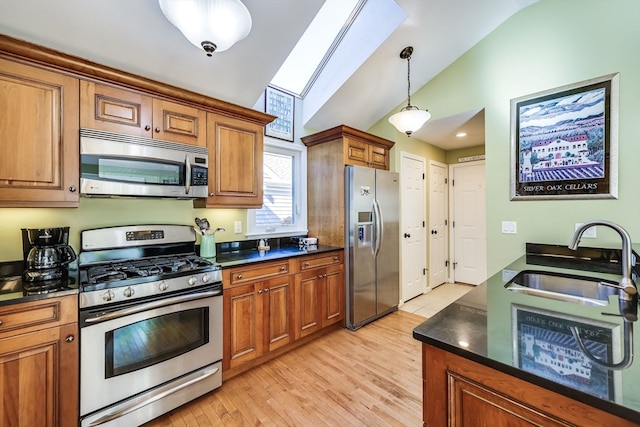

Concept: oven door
[[79, 286, 222, 417]]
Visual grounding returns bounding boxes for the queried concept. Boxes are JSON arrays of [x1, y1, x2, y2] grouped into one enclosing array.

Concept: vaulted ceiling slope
[[0, 0, 536, 146]]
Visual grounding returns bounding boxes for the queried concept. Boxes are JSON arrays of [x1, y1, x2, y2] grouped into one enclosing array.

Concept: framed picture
[[512, 305, 622, 402], [510, 73, 619, 200], [265, 86, 294, 141]]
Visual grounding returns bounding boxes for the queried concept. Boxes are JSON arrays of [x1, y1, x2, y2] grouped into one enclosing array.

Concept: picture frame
[[512, 305, 622, 402], [265, 86, 295, 142], [510, 73, 619, 200]]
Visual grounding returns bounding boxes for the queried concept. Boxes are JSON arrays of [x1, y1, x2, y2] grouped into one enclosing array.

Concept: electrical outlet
[[575, 223, 596, 238], [501, 221, 517, 234], [234, 221, 242, 234]]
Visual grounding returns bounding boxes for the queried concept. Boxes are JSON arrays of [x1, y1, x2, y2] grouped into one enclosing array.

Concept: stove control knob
[[188, 276, 198, 286], [102, 290, 115, 302], [201, 273, 210, 283], [123, 287, 135, 298], [158, 281, 169, 291]]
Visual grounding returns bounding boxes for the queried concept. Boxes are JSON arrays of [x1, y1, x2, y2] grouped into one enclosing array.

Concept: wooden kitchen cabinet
[[80, 81, 206, 147], [294, 251, 344, 338], [302, 125, 395, 246], [223, 260, 294, 370], [422, 343, 637, 427], [0, 58, 80, 207], [195, 113, 264, 208], [0, 295, 79, 427]]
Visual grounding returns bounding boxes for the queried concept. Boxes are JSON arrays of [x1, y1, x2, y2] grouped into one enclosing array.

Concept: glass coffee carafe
[[22, 227, 77, 284]]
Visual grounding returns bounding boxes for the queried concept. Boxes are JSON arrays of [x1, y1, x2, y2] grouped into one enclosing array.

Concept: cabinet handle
[[144, 125, 151, 131], [155, 127, 161, 133], [65, 335, 75, 343], [68, 186, 77, 193], [237, 274, 243, 279]]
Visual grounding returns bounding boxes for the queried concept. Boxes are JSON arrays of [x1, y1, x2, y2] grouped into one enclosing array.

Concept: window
[[247, 140, 307, 237]]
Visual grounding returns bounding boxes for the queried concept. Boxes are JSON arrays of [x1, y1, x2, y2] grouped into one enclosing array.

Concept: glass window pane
[[257, 152, 294, 227]]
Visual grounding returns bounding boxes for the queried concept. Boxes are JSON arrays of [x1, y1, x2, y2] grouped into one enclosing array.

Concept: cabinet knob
[[237, 274, 243, 279], [0, 320, 3, 326], [264, 288, 270, 292], [144, 125, 151, 131], [304, 262, 310, 266], [65, 335, 75, 343], [155, 127, 161, 133], [209, 192, 215, 197], [333, 256, 338, 261], [280, 266, 286, 271], [68, 186, 77, 193], [258, 289, 263, 294]]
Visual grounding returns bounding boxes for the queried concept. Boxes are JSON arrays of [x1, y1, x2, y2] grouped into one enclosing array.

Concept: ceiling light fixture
[[158, 0, 252, 57], [388, 46, 431, 137]]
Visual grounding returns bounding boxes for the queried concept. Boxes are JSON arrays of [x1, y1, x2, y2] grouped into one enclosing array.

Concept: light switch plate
[[501, 221, 517, 234], [575, 223, 596, 238], [234, 221, 242, 234]]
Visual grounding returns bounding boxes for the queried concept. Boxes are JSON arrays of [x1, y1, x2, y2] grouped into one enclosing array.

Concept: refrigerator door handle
[[373, 198, 383, 257]]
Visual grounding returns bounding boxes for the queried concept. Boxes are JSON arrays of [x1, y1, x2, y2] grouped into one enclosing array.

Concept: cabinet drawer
[[299, 252, 343, 271], [228, 260, 290, 286], [0, 294, 78, 339]]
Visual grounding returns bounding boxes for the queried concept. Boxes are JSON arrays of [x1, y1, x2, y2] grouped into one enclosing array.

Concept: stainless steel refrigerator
[[345, 165, 399, 330]]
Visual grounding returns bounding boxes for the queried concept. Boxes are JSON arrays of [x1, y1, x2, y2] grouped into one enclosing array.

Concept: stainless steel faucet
[[569, 220, 637, 300]]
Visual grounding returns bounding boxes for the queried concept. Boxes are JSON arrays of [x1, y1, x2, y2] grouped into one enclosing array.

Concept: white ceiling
[[0, 0, 536, 149]]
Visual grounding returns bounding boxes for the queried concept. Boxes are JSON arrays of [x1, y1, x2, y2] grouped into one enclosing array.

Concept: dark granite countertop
[[0, 261, 79, 307], [213, 244, 343, 268], [413, 245, 640, 423]]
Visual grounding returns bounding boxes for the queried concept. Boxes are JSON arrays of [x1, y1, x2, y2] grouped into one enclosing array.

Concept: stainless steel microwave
[[80, 129, 208, 199]]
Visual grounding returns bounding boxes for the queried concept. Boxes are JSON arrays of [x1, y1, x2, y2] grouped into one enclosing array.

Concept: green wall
[[372, 0, 640, 276]]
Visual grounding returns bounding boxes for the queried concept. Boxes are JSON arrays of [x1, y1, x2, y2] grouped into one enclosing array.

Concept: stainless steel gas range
[[77, 225, 223, 427]]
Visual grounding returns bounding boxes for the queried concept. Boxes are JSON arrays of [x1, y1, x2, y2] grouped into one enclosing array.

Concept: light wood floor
[[143, 310, 427, 427]]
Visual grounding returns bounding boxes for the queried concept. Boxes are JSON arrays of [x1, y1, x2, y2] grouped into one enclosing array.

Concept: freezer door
[[346, 166, 377, 328], [375, 169, 400, 314]]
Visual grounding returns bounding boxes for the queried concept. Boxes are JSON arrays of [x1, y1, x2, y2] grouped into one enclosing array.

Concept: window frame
[[247, 138, 307, 238]]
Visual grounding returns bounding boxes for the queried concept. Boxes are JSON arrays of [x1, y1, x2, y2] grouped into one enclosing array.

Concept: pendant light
[[388, 46, 431, 136], [158, 0, 252, 57]]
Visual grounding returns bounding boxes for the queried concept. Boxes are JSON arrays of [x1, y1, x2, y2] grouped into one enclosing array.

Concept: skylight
[[270, 0, 362, 97]]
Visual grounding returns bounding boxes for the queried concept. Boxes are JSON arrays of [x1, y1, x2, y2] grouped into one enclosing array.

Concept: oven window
[[105, 308, 209, 378], [82, 156, 184, 185]]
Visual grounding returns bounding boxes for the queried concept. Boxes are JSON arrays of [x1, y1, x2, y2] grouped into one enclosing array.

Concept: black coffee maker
[[21, 227, 76, 290]]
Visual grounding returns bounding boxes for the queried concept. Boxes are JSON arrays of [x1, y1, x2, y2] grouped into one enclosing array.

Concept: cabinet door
[[226, 283, 263, 368], [152, 98, 206, 147], [0, 323, 78, 427], [345, 137, 369, 168], [368, 145, 389, 169], [80, 80, 153, 137], [200, 113, 263, 208], [294, 270, 322, 339], [0, 59, 79, 207], [322, 264, 344, 328], [263, 276, 294, 352]]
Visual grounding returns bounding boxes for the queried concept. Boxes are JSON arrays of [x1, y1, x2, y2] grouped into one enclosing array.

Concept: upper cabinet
[[301, 125, 394, 170], [193, 113, 264, 208], [80, 81, 206, 147], [0, 58, 80, 207]]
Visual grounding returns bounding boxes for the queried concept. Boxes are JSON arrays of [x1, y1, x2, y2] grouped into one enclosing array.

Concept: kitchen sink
[[505, 270, 622, 306]]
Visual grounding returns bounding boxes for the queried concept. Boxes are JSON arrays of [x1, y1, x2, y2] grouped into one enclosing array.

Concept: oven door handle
[[87, 365, 219, 426], [84, 289, 222, 323]]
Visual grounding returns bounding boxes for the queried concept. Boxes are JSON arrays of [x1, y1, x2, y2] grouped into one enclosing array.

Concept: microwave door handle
[[184, 155, 191, 195]]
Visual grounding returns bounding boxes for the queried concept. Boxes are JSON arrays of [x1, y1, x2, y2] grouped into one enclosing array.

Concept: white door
[[429, 161, 448, 287], [400, 152, 426, 303], [450, 161, 486, 285]]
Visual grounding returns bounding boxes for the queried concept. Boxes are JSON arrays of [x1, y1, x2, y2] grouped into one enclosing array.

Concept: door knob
[[431, 230, 438, 235], [403, 233, 411, 238]]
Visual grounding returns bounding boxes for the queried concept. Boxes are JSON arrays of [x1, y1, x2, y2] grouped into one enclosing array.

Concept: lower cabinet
[[0, 295, 79, 427], [422, 343, 637, 427], [294, 264, 344, 339], [225, 275, 294, 369], [223, 250, 344, 376]]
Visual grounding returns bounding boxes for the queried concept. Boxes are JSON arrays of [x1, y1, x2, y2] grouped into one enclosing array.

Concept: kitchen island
[[413, 245, 640, 426]]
